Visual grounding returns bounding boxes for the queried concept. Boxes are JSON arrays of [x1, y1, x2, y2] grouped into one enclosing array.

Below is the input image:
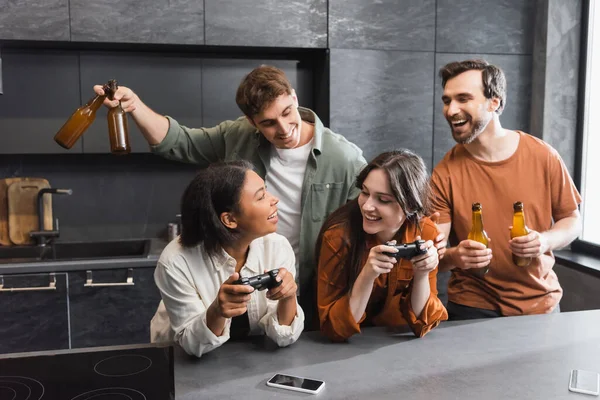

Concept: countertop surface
[[0, 238, 168, 274], [174, 310, 600, 400]]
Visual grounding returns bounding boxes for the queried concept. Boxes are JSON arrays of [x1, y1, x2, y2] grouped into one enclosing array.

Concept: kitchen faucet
[[29, 188, 73, 246]]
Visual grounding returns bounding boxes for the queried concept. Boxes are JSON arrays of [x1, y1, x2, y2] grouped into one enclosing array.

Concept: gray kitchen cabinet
[[0, 273, 69, 354], [0, 0, 69, 41], [0, 49, 82, 154], [68, 267, 162, 348], [204, 0, 327, 48], [78, 52, 203, 154], [69, 0, 204, 45]]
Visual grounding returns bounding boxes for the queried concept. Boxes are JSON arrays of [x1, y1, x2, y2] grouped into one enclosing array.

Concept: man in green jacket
[[95, 65, 367, 329]]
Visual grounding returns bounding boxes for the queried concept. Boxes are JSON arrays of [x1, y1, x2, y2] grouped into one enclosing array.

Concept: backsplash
[[0, 154, 198, 241]]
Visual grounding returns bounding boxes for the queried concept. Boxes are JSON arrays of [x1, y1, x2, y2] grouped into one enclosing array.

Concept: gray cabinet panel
[[202, 59, 314, 128], [432, 53, 532, 167], [70, 0, 204, 44], [0, 273, 68, 353], [436, 0, 535, 54], [205, 0, 326, 48], [0, 0, 69, 41], [79, 52, 203, 153], [330, 49, 435, 168], [69, 267, 161, 348], [0, 50, 81, 154], [329, 0, 435, 51]]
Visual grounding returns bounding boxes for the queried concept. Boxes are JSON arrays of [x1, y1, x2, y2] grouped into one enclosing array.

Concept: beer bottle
[[54, 83, 110, 149], [511, 201, 532, 267], [467, 202, 490, 277], [105, 80, 131, 155]]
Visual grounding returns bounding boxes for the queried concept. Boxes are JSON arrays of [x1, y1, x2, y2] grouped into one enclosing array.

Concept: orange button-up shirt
[[317, 217, 448, 341]]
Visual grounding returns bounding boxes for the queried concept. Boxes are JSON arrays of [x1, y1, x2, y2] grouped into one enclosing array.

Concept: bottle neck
[[85, 94, 107, 112], [513, 211, 527, 228], [471, 211, 484, 232]]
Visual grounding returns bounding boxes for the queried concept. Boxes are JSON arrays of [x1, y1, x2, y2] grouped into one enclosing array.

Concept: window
[[577, 0, 600, 252]]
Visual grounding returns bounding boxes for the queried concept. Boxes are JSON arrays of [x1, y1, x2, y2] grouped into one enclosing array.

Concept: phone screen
[[268, 374, 324, 391]]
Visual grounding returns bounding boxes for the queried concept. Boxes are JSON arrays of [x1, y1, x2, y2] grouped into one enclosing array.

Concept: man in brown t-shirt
[[430, 59, 582, 320]]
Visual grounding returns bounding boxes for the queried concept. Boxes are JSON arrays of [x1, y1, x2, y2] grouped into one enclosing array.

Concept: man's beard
[[451, 115, 491, 144]]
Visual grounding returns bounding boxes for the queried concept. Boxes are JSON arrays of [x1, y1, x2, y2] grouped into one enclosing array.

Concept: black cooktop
[[0, 345, 174, 400]]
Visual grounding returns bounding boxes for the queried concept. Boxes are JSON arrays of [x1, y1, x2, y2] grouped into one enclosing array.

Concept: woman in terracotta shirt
[[316, 150, 447, 341]]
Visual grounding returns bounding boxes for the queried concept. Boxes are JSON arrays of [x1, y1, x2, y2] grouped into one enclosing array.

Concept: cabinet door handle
[[84, 268, 135, 287], [0, 273, 57, 292]]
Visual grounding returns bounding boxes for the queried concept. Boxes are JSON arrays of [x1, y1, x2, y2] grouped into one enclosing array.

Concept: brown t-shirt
[[430, 131, 581, 315], [317, 217, 448, 341]]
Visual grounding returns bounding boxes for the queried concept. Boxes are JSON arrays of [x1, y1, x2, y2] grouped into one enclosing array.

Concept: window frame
[[574, 0, 600, 258]]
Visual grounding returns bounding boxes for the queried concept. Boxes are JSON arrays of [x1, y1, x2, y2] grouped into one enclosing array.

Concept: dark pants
[[447, 301, 561, 321]]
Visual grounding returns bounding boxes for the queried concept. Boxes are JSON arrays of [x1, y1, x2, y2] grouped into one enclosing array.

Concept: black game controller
[[232, 270, 282, 291], [383, 240, 427, 259]]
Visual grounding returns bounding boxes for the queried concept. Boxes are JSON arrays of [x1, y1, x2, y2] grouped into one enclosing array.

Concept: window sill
[[555, 249, 600, 278]]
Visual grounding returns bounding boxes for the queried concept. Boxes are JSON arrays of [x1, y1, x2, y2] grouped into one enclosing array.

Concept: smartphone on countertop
[[569, 369, 600, 396], [266, 373, 325, 395]]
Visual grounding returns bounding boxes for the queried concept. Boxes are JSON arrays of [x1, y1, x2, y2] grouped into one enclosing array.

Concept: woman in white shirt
[[151, 161, 304, 357]]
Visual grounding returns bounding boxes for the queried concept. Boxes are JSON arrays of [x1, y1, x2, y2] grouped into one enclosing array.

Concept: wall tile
[[329, 0, 435, 51], [0, 49, 80, 154], [70, 0, 204, 44], [540, 0, 582, 176], [330, 49, 435, 167], [436, 0, 535, 54], [205, 0, 326, 48], [432, 53, 532, 167], [0, 0, 69, 41]]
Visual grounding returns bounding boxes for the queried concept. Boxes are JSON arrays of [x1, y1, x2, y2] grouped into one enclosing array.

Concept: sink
[[0, 246, 44, 262], [0, 239, 151, 263]]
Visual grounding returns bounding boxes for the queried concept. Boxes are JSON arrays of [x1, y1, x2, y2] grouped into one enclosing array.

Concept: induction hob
[[0, 345, 174, 400]]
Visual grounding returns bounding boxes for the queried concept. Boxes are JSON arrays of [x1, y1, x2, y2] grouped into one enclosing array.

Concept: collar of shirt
[[211, 239, 262, 275]]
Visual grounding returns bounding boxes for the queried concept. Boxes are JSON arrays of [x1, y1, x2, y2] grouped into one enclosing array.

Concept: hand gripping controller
[[383, 240, 427, 259], [232, 269, 282, 291]]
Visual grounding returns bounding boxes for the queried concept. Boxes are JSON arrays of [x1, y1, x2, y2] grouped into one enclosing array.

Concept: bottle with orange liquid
[[510, 201, 532, 267], [467, 202, 490, 277], [54, 82, 110, 149], [105, 80, 131, 155]]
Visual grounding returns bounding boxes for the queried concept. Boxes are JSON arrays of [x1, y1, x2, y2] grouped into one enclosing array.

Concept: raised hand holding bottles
[[467, 202, 490, 277], [510, 201, 532, 267]]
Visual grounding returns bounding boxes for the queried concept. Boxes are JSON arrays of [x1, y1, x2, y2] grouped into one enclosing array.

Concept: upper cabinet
[[0, 49, 81, 154], [70, 0, 204, 44], [0, 0, 70, 41], [204, 0, 327, 48]]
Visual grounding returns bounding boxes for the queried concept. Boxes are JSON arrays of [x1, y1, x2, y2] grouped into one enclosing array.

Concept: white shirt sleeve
[[258, 238, 305, 346], [154, 258, 230, 357]]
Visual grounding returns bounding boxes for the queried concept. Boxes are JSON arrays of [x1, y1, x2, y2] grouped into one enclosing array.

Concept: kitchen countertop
[[0, 238, 168, 274], [4, 310, 600, 399], [175, 310, 600, 399]]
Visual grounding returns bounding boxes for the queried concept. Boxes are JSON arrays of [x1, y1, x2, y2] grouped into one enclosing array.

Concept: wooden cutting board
[[0, 177, 22, 245], [7, 178, 53, 246]]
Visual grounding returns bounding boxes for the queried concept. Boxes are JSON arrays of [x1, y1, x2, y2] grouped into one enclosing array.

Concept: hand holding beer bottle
[[466, 202, 491, 277], [510, 202, 532, 267]]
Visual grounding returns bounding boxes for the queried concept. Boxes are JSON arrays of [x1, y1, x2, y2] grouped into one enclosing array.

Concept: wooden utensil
[[7, 178, 53, 245], [0, 177, 22, 246]]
